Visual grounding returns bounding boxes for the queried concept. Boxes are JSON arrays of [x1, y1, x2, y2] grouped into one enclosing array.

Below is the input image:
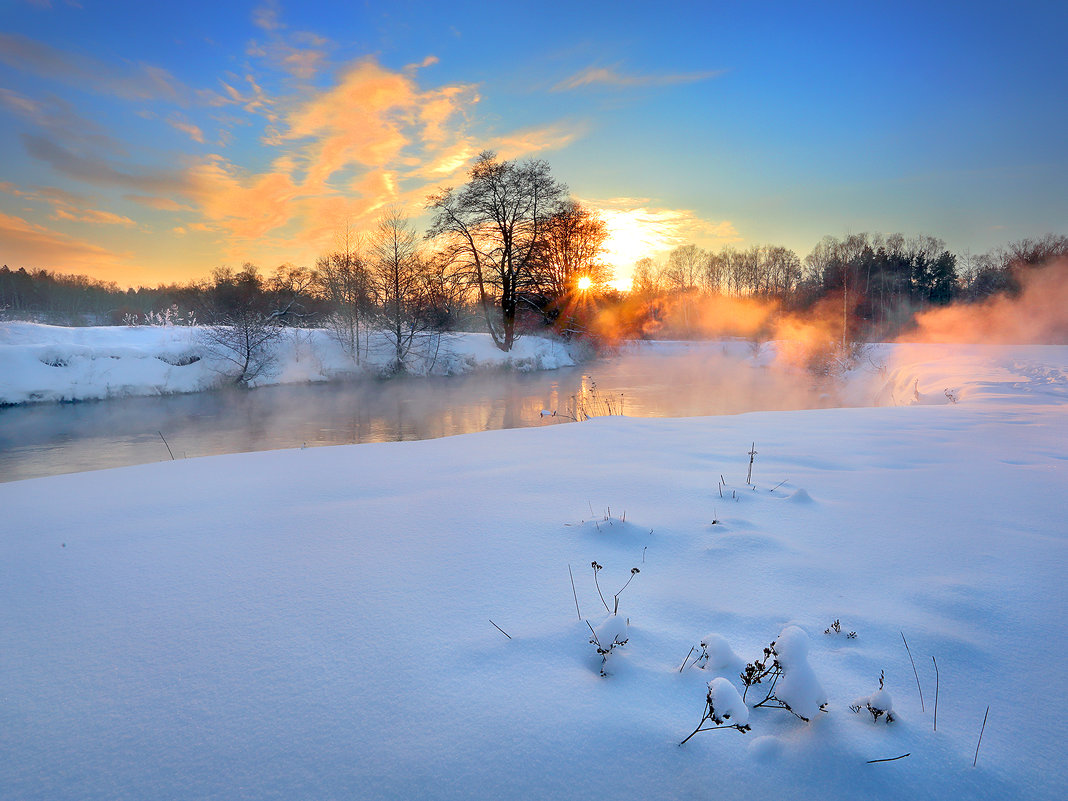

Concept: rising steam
[[900, 259, 1068, 344]]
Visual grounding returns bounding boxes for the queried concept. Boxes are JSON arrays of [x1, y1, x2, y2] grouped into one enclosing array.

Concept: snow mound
[[708, 677, 749, 726], [774, 626, 828, 721], [699, 633, 741, 671]]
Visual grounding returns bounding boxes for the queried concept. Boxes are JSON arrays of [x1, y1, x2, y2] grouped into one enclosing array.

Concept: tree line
[[2, 150, 1066, 356]]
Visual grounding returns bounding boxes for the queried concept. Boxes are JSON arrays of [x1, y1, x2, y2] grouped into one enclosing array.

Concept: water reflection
[[0, 345, 841, 482]]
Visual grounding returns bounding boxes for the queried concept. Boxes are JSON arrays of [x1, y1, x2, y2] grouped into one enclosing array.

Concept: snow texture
[[1, 341, 1066, 800]]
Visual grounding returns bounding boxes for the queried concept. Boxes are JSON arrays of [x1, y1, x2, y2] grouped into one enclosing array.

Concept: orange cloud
[[0, 210, 127, 274], [52, 208, 136, 226], [167, 117, 205, 144]]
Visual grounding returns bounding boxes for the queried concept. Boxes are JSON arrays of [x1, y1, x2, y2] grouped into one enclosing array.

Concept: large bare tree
[[427, 151, 565, 351]]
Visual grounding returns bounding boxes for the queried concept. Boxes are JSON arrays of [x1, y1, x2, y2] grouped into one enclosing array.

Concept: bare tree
[[663, 244, 708, 294], [313, 227, 372, 364], [427, 151, 566, 351], [367, 208, 436, 373], [535, 199, 611, 298], [199, 264, 283, 386]]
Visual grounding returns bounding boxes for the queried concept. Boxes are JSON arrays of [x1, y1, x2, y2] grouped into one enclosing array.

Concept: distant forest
[[2, 153, 1066, 351]]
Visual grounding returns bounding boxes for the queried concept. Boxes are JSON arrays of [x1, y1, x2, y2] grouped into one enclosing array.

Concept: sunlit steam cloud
[[588, 290, 854, 374], [900, 259, 1068, 344]]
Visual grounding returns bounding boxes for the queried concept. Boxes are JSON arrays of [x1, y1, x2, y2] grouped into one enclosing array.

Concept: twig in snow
[[679, 645, 695, 673], [770, 479, 789, 492], [746, 442, 757, 485], [866, 753, 911, 764], [158, 431, 175, 460], [932, 655, 939, 731], [901, 632, 925, 712], [568, 563, 581, 620], [642, 545, 647, 563], [489, 619, 511, 639], [974, 706, 989, 767], [592, 561, 611, 613]]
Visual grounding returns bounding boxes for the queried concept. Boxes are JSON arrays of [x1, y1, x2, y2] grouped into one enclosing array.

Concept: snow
[[0, 339, 1066, 800], [0, 322, 575, 405], [773, 625, 829, 721], [698, 633, 740, 671], [707, 677, 749, 726]]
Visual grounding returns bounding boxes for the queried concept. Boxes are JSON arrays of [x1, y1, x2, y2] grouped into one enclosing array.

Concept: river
[[0, 344, 843, 482]]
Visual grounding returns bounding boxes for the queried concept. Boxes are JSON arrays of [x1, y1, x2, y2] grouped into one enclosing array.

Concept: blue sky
[[1, 0, 1065, 285]]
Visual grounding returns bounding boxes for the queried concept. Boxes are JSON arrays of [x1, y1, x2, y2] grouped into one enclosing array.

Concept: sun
[[576, 276, 592, 291]]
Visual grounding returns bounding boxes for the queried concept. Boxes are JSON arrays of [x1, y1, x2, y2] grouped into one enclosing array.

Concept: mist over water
[[0, 342, 848, 483]]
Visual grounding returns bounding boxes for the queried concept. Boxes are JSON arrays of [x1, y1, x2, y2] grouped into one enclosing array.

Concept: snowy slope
[[1, 345, 1065, 800]]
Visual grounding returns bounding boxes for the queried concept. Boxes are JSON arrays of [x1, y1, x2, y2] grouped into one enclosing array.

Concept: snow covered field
[[0, 322, 575, 405], [1, 342, 1066, 800]]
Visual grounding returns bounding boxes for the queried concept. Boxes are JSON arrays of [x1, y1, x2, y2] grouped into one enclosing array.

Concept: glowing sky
[[1, 0, 1065, 286]]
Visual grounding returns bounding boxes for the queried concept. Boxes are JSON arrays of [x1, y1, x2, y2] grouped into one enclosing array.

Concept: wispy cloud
[[0, 32, 189, 102], [52, 207, 136, 226], [553, 65, 725, 92], [21, 133, 192, 195], [166, 116, 205, 144], [252, 0, 285, 32], [0, 88, 127, 154], [1, 181, 133, 227]]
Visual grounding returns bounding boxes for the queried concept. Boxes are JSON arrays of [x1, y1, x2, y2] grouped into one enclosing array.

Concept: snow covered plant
[[850, 671, 896, 723], [740, 626, 828, 722], [680, 677, 751, 744], [693, 633, 739, 671], [587, 616, 628, 677]]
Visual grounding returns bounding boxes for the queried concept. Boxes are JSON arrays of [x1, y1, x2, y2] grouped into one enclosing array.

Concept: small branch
[[866, 753, 911, 764], [488, 619, 511, 639], [901, 631, 925, 712], [568, 563, 581, 621], [679, 710, 712, 746], [770, 479, 788, 492], [592, 563, 611, 613], [679, 645, 695, 673], [974, 705, 989, 767], [585, 619, 599, 644], [932, 655, 939, 731], [158, 431, 175, 460]]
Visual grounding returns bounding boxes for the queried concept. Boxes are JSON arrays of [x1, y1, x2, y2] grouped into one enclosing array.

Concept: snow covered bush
[[694, 633, 740, 671], [740, 626, 827, 722], [680, 677, 751, 744], [850, 671, 896, 723]]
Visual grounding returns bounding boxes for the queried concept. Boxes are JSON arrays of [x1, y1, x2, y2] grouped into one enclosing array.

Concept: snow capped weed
[[850, 670, 896, 724], [740, 626, 827, 722], [680, 677, 752, 744]]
